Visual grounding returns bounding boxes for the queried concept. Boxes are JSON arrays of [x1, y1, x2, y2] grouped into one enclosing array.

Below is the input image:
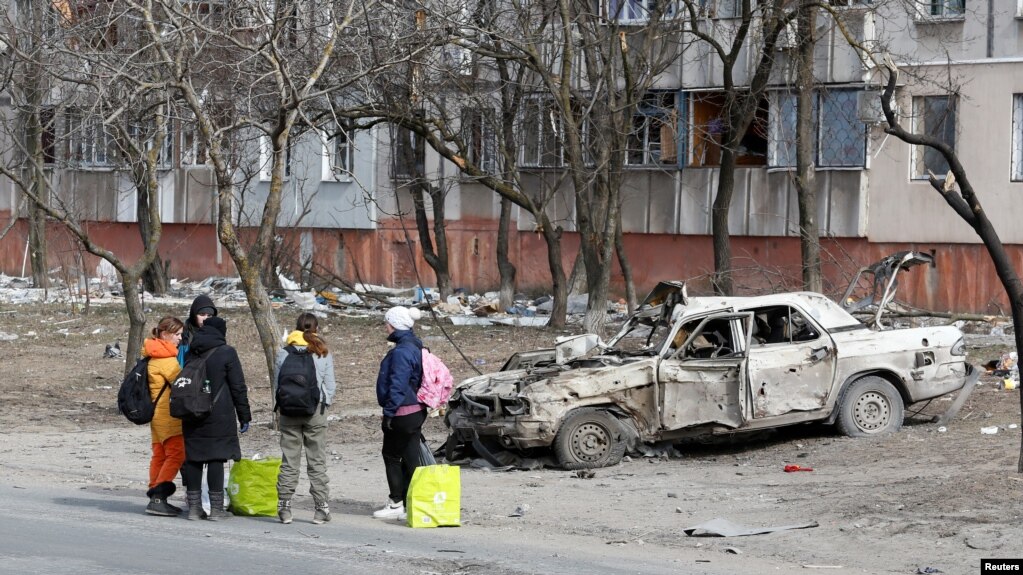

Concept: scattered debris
[[723, 546, 742, 554], [980, 426, 999, 435], [683, 518, 819, 537], [916, 567, 942, 574], [508, 504, 530, 517], [575, 470, 595, 479], [784, 465, 814, 473]]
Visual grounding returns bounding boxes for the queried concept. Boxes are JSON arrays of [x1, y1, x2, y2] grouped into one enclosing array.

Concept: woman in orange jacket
[[144, 316, 185, 516]]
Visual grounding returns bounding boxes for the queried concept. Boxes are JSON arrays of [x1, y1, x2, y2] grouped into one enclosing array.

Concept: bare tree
[[680, 0, 795, 296], [878, 59, 1023, 472], [0, 0, 180, 366], [794, 0, 821, 292]]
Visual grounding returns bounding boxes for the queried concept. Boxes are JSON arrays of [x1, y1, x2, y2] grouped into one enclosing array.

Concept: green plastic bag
[[227, 457, 281, 517], [406, 464, 461, 528]]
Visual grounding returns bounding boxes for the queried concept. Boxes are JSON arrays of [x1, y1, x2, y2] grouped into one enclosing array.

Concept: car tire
[[836, 376, 904, 437], [553, 408, 627, 470]]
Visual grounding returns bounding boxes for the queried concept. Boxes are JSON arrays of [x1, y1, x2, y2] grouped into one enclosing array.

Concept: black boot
[[145, 482, 180, 516]]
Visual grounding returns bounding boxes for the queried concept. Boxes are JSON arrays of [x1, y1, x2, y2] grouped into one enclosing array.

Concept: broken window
[[911, 95, 956, 179], [687, 92, 768, 167], [677, 316, 738, 359], [749, 306, 820, 346], [74, 1, 119, 49], [392, 124, 425, 181], [1012, 94, 1023, 182], [627, 92, 678, 166], [769, 89, 866, 168], [462, 108, 497, 174], [520, 97, 563, 168]]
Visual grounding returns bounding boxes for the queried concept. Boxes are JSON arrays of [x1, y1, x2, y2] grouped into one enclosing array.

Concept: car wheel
[[553, 409, 627, 470], [836, 376, 904, 437]]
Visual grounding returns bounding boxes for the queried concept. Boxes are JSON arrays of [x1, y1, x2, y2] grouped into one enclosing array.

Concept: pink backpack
[[418, 349, 454, 409]]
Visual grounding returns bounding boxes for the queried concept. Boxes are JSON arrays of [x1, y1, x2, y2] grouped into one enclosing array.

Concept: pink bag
[[418, 349, 454, 409]]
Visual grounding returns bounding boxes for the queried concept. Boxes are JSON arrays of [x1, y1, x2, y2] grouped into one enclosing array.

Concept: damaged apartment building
[[0, 0, 1021, 314]]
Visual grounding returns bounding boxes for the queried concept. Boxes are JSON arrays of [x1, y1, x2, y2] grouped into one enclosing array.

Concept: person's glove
[[239, 422, 250, 434], [382, 416, 392, 430]]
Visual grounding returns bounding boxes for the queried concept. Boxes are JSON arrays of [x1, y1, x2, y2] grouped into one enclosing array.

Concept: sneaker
[[398, 510, 407, 522], [372, 500, 404, 520], [277, 500, 293, 525], [313, 503, 331, 525]]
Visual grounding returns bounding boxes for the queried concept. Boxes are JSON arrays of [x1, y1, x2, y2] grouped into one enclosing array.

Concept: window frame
[[391, 124, 426, 181], [461, 108, 498, 176], [916, 0, 965, 20], [1011, 94, 1023, 182], [768, 89, 867, 169], [519, 96, 564, 169], [603, 0, 678, 24], [627, 91, 680, 167], [66, 109, 116, 169], [687, 91, 768, 168], [321, 125, 353, 182], [259, 134, 291, 182], [910, 94, 957, 180]]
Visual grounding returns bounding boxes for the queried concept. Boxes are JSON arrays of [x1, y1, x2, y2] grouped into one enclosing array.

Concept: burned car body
[[446, 252, 973, 469]]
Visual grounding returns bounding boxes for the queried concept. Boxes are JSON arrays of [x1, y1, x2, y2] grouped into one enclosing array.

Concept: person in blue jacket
[[372, 306, 425, 521]]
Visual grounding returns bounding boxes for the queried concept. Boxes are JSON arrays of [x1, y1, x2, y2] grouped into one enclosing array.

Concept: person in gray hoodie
[[273, 312, 337, 525]]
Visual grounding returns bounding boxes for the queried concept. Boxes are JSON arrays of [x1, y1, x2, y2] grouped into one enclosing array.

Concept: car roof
[[680, 291, 862, 330]]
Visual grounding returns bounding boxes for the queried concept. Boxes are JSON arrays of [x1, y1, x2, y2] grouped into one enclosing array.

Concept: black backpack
[[170, 346, 223, 423], [117, 357, 167, 425], [275, 345, 320, 417]]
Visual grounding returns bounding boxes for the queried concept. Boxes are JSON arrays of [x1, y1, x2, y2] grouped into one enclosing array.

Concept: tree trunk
[[137, 188, 169, 295], [121, 275, 148, 377], [566, 250, 587, 297], [795, 0, 821, 292], [614, 219, 637, 313], [496, 196, 516, 311], [539, 213, 567, 328], [712, 131, 738, 296]]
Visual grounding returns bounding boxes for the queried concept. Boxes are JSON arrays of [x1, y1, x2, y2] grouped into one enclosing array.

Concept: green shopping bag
[[227, 457, 282, 517], [406, 464, 461, 528]]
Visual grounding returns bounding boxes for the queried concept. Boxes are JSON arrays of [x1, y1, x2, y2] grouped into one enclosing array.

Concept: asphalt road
[[0, 484, 798, 575]]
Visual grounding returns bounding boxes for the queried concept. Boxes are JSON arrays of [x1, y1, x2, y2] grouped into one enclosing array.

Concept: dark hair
[[152, 316, 185, 338], [296, 312, 328, 357]]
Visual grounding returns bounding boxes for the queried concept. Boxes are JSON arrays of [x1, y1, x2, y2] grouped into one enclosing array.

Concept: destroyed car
[[445, 252, 973, 469]]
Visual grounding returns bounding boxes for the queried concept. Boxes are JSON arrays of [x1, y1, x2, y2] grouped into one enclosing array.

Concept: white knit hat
[[385, 306, 422, 331]]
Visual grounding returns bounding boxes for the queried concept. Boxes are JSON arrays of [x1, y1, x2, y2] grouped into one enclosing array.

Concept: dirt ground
[[1, 299, 1021, 574]]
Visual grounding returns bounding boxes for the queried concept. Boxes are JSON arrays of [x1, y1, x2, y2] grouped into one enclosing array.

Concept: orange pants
[[149, 435, 185, 488]]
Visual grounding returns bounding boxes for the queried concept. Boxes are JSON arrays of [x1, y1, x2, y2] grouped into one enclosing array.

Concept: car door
[[656, 312, 752, 431], [746, 305, 837, 419]]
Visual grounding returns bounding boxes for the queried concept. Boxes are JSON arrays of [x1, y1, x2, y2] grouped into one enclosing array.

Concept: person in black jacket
[[372, 306, 425, 521], [178, 294, 218, 366], [181, 315, 252, 521]]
